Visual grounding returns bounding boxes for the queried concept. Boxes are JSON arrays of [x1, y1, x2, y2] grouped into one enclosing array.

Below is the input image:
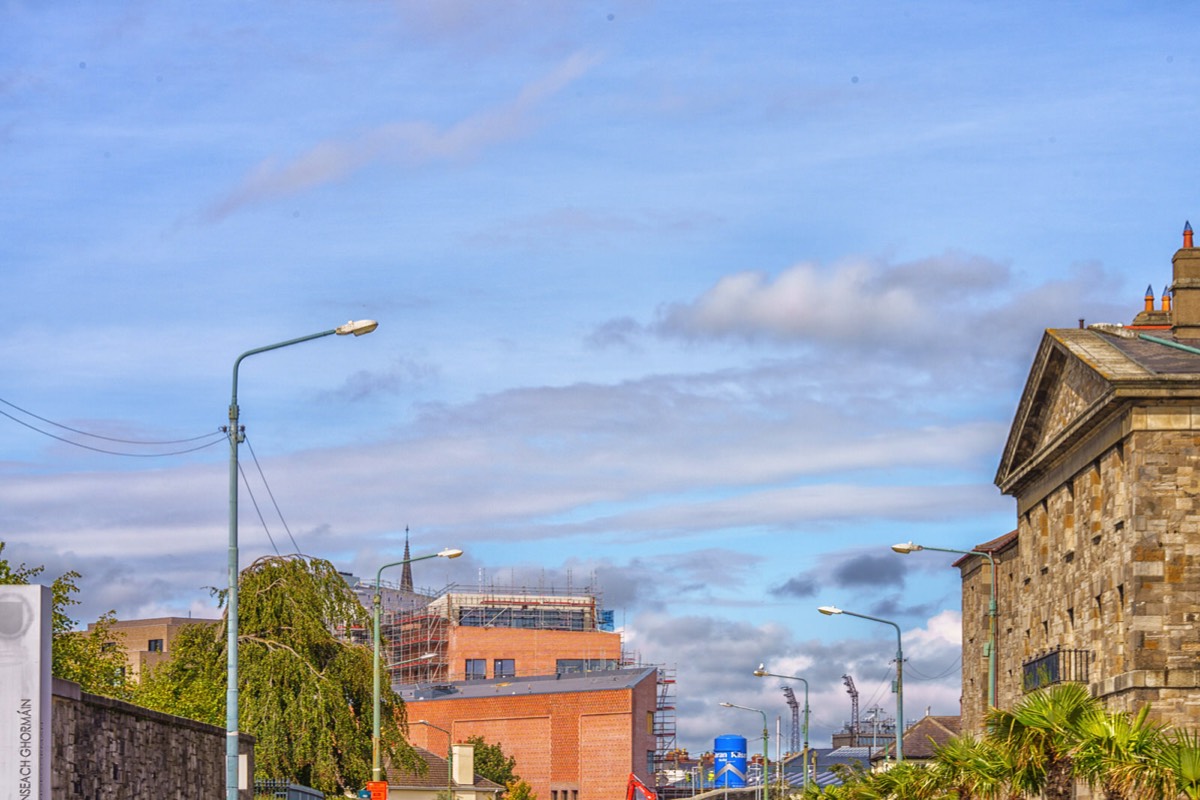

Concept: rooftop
[[401, 666, 658, 702]]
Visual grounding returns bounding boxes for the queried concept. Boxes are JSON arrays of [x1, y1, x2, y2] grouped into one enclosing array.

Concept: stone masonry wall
[[984, 405, 1200, 733], [51, 678, 254, 800]]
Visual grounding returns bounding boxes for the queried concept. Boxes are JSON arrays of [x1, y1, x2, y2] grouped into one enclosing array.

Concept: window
[[494, 659, 515, 679], [148, 639, 164, 653], [556, 658, 619, 675], [465, 659, 486, 680]]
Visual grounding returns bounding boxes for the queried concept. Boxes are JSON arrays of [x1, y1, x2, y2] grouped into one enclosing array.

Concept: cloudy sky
[[2, 1, 1195, 755]]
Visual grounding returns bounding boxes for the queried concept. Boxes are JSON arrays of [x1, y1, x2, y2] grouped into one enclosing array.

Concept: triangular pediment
[[995, 330, 1117, 494]]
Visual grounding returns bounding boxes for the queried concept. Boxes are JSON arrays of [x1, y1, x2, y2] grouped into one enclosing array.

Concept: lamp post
[[753, 664, 810, 792], [817, 606, 904, 762], [373, 549, 464, 782], [226, 319, 377, 800], [892, 541, 997, 710], [719, 702, 769, 800], [415, 720, 453, 800]]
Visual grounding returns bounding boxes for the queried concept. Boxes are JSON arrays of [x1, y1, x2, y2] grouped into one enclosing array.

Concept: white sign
[[0, 585, 51, 800]]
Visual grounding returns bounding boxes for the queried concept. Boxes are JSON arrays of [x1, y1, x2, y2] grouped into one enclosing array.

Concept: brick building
[[402, 667, 660, 800], [964, 223, 1200, 733]]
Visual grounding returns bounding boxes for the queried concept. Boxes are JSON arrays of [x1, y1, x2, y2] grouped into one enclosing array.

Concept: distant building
[[384, 743, 504, 800], [402, 667, 660, 800], [87, 616, 216, 683], [965, 223, 1200, 732]]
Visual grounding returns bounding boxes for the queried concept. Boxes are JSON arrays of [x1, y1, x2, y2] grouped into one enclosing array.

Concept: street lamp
[[892, 540, 997, 710], [753, 664, 810, 792], [817, 606, 904, 762], [225, 319, 378, 800], [415, 720, 453, 800], [719, 702, 769, 800], [373, 549, 464, 781]]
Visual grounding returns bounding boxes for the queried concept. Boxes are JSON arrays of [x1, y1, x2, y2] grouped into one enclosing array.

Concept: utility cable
[[237, 460, 281, 557], [0, 395, 222, 444], [244, 436, 302, 555], [1, 407, 224, 457], [905, 655, 962, 681]]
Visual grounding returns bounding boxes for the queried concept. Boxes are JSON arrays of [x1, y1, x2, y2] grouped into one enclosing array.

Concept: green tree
[[1071, 704, 1166, 800], [506, 779, 537, 800], [1149, 728, 1200, 800], [0, 541, 131, 698], [986, 682, 1100, 800], [135, 554, 421, 795], [928, 734, 1009, 800], [467, 735, 519, 789]]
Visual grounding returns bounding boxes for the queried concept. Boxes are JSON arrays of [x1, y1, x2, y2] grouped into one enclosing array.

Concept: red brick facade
[[446, 627, 621, 682], [407, 669, 658, 800]]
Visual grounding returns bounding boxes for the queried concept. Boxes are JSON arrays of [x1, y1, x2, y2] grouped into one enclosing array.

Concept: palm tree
[[928, 734, 1009, 800], [1071, 705, 1166, 800], [1152, 728, 1200, 800], [986, 682, 1099, 800]]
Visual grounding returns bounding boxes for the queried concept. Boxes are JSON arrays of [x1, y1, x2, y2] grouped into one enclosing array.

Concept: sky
[[2, 0, 1197, 757]]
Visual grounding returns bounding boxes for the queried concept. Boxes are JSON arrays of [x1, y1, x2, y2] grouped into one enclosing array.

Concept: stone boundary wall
[[51, 677, 254, 800]]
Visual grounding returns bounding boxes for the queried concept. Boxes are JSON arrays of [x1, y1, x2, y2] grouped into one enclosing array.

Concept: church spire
[[400, 526, 414, 592]]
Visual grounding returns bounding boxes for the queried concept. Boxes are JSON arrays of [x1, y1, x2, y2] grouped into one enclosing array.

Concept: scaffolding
[[374, 582, 612, 686], [653, 665, 678, 781]]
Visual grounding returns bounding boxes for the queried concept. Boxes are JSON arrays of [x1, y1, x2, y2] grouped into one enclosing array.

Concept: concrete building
[[402, 667, 660, 800], [963, 223, 1200, 733]]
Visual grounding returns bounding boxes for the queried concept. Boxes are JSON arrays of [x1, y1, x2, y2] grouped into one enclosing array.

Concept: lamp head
[[419, 652, 436, 660], [891, 541, 922, 554], [438, 548, 464, 559], [753, 664, 768, 677], [719, 702, 734, 708], [817, 605, 842, 616], [335, 319, 379, 336]]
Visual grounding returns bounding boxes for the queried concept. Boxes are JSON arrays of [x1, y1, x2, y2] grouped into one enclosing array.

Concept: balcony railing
[[1022, 646, 1092, 693]]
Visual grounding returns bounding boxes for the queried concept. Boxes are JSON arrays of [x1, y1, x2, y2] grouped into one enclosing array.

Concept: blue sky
[[1, 1, 1196, 755]]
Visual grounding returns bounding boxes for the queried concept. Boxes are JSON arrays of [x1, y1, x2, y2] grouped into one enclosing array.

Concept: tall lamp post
[[373, 548, 464, 781], [817, 606, 904, 762], [415, 720, 453, 800], [753, 664, 810, 792], [892, 540, 997, 710], [225, 319, 378, 800], [719, 702, 769, 800]]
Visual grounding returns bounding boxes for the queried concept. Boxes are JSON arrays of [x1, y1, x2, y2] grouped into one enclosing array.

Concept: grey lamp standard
[[225, 319, 377, 800], [719, 702, 769, 800], [892, 540, 997, 709], [372, 548, 463, 781], [817, 605, 904, 762], [753, 664, 810, 792], [415, 720, 453, 800]]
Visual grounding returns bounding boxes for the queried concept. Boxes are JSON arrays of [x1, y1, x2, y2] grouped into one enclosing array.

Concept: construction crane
[[781, 686, 800, 755], [842, 674, 860, 741]]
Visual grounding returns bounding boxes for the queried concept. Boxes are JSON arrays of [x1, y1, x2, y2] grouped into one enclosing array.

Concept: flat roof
[[401, 666, 658, 701]]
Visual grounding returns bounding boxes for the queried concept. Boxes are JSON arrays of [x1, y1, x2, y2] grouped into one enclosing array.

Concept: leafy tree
[[987, 682, 1099, 800], [135, 554, 421, 795], [0, 541, 131, 698], [506, 779, 537, 800], [467, 735, 520, 789], [1071, 704, 1166, 800], [928, 734, 1009, 800]]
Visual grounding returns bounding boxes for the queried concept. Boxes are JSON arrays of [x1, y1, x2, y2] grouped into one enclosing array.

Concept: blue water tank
[[713, 734, 748, 788]]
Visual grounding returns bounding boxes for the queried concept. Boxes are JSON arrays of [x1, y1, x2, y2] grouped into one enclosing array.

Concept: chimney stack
[[1172, 221, 1200, 338]]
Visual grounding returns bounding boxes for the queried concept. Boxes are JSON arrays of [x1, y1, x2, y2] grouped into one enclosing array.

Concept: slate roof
[[385, 745, 504, 794], [870, 715, 961, 762]]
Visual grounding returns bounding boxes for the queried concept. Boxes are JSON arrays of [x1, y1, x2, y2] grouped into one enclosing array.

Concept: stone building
[[962, 223, 1200, 734]]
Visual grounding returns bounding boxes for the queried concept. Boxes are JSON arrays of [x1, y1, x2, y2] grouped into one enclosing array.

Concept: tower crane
[[842, 674, 860, 742], [781, 686, 801, 755]]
